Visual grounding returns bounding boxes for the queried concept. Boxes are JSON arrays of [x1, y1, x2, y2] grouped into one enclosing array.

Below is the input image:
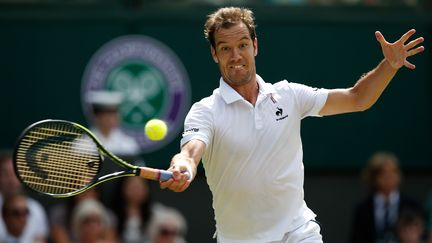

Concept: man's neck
[[231, 79, 259, 106]]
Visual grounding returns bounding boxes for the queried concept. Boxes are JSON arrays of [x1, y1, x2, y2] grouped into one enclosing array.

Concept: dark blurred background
[[0, 0, 431, 242]]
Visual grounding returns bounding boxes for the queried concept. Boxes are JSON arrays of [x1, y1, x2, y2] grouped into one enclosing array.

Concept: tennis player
[[160, 7, 425, 243]]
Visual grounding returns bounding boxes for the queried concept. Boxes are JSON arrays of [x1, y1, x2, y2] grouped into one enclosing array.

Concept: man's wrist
[[175, 160, 194, 181], [171, 154, 195, 180]]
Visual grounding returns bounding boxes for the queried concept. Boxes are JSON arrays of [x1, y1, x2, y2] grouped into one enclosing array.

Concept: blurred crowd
[[349, 151, 430, 243], [2, 147, 432, 242], [0, 150, 188, 243], [1, 92, 431, 242]]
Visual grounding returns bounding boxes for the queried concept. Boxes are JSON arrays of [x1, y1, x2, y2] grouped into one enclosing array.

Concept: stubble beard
[[221, 66, 255, 87]]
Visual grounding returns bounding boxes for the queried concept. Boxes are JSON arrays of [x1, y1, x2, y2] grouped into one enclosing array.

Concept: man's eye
[[221, 47, 230, 52], [240, 43, 248, 48]]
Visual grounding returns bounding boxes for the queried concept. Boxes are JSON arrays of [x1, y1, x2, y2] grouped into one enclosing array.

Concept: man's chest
[[211, 96, 301, 153]]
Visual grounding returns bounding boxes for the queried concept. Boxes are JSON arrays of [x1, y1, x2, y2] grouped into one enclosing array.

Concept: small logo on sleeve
[[182, 128, 199, 136]]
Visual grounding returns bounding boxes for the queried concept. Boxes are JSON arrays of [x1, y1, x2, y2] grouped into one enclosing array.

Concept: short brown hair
[[362, 151, 401, 190], [204, 7, 257, 48]]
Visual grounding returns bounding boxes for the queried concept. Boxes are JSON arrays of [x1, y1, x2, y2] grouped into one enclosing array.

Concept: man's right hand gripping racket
[[13, 119, 187, 198]]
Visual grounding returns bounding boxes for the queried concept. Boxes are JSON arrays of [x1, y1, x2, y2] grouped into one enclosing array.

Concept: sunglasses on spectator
[[4, 208, 29, 217], [82, 215, 102, 224], [158, 228, 182, 237]]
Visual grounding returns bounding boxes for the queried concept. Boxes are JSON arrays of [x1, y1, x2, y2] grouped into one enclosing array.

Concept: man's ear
[[253, 38, 258, 57], [211, 46, 219, 63]]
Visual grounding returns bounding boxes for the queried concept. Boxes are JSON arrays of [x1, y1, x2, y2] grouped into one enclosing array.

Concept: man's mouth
[[230, 64, 246, 69]]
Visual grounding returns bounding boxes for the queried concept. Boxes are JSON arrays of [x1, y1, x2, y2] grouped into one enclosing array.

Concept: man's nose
[[230, 48, 241, 61]]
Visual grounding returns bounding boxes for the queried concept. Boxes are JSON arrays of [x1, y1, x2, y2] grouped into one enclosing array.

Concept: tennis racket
[[13, 119, 180, 198]]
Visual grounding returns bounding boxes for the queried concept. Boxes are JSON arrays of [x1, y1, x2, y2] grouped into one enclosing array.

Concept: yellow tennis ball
[[144, 119, 168, 141]]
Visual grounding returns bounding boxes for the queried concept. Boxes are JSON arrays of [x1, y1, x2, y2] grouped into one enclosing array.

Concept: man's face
[[78, 213, 105, 242], [154, 223, 183, 243], [375, 161, 400, 193], [2, 196, 29, 237], [211, 22, 258, 87], [94, 110, 120, 134]]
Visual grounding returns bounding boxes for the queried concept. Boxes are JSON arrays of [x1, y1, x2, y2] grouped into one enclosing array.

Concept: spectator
[[109, 176, 153, 243], [395, 208, 425, 243], [350, 151, 422, 243], [86, 90, 140, 157], [0, 149, 49, 242], [1, 191, 46, 243], [71, 198, 116, 243], [49, 187, 119, 243], [147, 204, 187, 243]]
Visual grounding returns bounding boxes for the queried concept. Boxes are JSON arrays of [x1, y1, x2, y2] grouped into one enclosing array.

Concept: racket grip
[[158, 170, 190, 181], [138, 167, 190, 181], [138, 167, 172, 181], [159, 170, 190, 181], [159, 170, 173, 181]]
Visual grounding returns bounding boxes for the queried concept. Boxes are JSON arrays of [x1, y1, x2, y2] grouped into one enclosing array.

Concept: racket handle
[[138, 167, 190, 181], [159, 170, 190, 181], [159, 170, 173, 181], [138, 167, 172, 181]]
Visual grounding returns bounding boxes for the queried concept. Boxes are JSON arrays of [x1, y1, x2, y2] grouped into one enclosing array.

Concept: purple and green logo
[[81, 35, 190, 153]]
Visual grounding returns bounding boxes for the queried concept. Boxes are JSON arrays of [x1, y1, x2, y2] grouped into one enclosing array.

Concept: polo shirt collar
[[219, 74, 276, 104]]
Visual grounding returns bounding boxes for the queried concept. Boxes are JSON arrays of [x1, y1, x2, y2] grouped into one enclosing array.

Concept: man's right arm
[[160, 139, 206, 192]]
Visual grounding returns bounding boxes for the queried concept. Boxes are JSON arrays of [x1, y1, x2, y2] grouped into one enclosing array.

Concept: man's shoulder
[[265, 79, 299, 96], [258, 74, 309, 91], [193, 89, 221, 107], [272, 80, 306, 89], [272, 79, 290, 89]]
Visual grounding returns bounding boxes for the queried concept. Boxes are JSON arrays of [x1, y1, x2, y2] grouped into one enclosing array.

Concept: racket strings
[[15, 122, 101, 195], [21, 129, 99, 172], [21, 134, 100, 154], [15, 153, 96, 181], [17, 131, 98, 193]]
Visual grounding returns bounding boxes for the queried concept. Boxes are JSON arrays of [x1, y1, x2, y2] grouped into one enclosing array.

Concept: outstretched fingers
[[375, 31, 388, 45], [401, 30, 425, 69], [376, 29, 425, 69], [407, 46, 425, 57], [404, 60, 416, 70], [405, 37, 424, 50], [399, 29, 416, 44]]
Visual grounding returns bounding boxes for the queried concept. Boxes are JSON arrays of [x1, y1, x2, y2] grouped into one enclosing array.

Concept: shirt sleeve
[[180, 101, 213, 148], [287, 82, 329, 119]]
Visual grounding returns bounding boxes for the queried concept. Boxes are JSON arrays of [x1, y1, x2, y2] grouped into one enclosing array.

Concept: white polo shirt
[[181, 74, 328, 243]]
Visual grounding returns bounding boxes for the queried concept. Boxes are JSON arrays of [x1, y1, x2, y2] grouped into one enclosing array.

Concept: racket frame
[[13, 119, 168, 198]]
